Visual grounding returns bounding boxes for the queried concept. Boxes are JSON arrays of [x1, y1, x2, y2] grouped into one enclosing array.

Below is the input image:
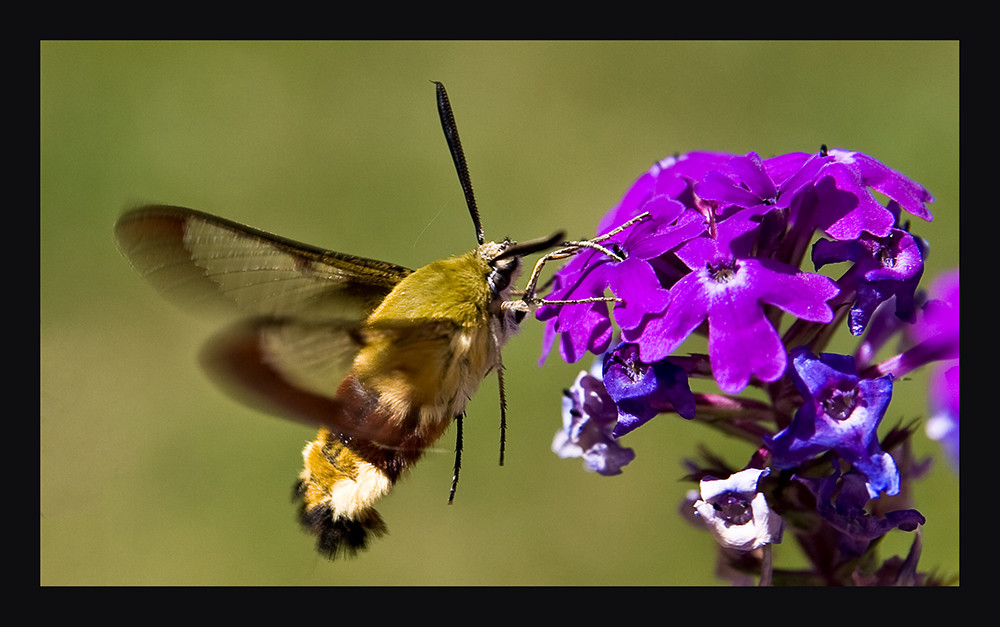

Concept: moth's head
[[478, 232, 565, 315]]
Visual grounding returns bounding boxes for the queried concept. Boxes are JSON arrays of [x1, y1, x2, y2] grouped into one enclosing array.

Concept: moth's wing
[[114, 205, 412, 322], [114, 205, 417, 441], [200, 316, 460, 449], [198, 317, 365, 432]]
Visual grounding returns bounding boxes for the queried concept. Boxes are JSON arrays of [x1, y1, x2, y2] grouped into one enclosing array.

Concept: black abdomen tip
[[294, 481, 388, 559]]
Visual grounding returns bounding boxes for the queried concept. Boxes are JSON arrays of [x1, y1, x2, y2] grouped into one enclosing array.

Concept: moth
[[114, 82, 586, 559]]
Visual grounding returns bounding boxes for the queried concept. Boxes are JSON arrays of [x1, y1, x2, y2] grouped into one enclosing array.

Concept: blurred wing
[[115, 205, 419, 439], [199, 317, 364, 432], [114, 205, 413, 322], [201, 316, 460, 447]]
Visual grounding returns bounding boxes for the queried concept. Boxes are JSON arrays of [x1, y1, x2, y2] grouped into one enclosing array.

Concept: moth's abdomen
[[295, 429, 393, 559], [293, 358, 466, 558]]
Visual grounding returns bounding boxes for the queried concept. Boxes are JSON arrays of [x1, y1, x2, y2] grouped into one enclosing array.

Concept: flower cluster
[[543, 147, 958, 585]]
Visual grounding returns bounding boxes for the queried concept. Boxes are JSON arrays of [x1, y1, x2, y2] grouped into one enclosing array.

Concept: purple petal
[[608, 258, 671, 330], [707, 286, 788, 392], [830, 149, 934, 222], [815, 171, 896, 240], [751, 258, 839, 322], [628, 271, 710, 363]]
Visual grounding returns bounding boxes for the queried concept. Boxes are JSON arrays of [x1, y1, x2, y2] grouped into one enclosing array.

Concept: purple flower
[[538, 298, 613, 365], [602, 342, 696, 437], [586, 208, 702, 327], [552, 363, 636, 476], [853, 297, 911, 371], [535, 144, 947, 585], [763, 151, 813, 188], [624, 210, 840, 393], [908, 269, 960, 359], [813, 225, 925, 335], [537, 200, 705, 363], [597, 151, 735, 234], [925, 363, 959, 474], [788, 148, 934, 241], [693, 467, 784, 551], [796, 465, 925, 557], [764, 349, 899, 498], [695, 151, 802, 218], [910, 270, 959, 472], [878, 268, 960, 380], [539, 150, 829, 375]]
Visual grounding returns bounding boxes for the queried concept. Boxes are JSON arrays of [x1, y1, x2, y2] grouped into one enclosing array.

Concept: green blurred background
[[41, 41, 958, 585]]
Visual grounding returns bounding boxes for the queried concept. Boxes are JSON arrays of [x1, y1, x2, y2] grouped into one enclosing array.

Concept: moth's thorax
[[355, 315, 503, 438], [367, 240, 523, 328]]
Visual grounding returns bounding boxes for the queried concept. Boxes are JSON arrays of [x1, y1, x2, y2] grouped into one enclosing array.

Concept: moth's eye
[[489, 257, 519, 294]]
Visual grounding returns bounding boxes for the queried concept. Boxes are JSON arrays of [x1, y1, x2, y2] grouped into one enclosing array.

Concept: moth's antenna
[[434, 81, 485, 245]]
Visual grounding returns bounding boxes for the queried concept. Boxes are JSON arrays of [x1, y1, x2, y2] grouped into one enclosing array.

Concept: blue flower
[[764, 349, 899, 498], [552, 363, 636, 476], [602, 342, 696, 437], [796, 464, 925, 557], [813, 224, 925, 335], [693, 467, 784, 551]]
